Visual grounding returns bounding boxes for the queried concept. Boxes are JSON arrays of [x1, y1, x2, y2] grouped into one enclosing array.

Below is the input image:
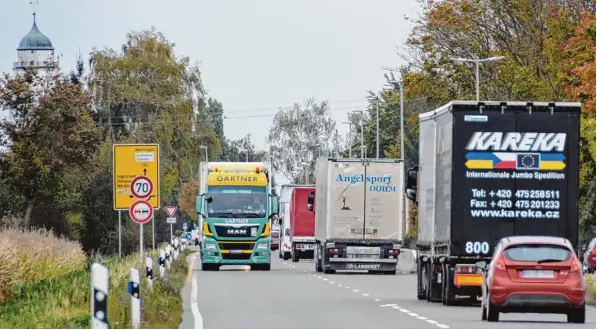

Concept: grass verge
[[0, 227, 190, 328], [586, 274, 595, 306]]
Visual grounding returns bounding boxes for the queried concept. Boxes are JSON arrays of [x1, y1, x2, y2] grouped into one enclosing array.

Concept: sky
[[0, 0, 420, 182]]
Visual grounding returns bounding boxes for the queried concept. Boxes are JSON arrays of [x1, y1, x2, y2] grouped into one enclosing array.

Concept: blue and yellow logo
[[465, 152, 566, 171]]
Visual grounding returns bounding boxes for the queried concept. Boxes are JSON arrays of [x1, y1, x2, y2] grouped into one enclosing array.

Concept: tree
[[267, 98, 338, 183], [0, 71, 101, 227]]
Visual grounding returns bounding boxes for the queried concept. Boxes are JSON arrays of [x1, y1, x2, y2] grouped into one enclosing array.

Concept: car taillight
[[284, 243, 289, 248], [494, 257, 506, 271], [570, 260, 582, 272], [388, 249, 400, 255], [328, 248, 339, 254], [297, 244, 304, 249]]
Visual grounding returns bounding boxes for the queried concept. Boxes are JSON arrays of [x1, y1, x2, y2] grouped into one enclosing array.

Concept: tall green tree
[[0, 70, 101, 228]]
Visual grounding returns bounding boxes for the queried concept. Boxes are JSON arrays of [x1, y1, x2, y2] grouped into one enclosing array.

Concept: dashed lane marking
[[285, 262, 450, 329], [380, 304, 449, 329]]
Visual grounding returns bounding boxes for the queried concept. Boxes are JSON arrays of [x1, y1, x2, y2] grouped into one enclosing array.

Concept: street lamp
[[367, 94, 381, 159], [386, 80, 404, 163], [450, 56, 505, 101]]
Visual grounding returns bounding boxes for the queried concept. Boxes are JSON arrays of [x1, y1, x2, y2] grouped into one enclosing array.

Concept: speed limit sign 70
[[130, 176, 154, 199]]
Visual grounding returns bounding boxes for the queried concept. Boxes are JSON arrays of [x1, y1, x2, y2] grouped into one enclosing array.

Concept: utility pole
[[199, 145, 208, 178], [351, 110, 364, 158], [342, 121, 353, 158], [450, 56, 505, 101], [368, 94, 381, 159]]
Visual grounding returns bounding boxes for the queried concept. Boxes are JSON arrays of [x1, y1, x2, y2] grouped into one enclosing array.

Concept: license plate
[[229, 249, 244, 254], [521, 270, 554, 279], [347, 246, 380, 255]]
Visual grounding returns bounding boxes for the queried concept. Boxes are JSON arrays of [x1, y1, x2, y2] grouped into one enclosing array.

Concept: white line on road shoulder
[[329, 281, 335, 284], [374, 298, 380, 302], [191, 274, 203, 329], [362, 293, 369, 297], [436, 324, 450, 329], [352, 289, 359, 292]]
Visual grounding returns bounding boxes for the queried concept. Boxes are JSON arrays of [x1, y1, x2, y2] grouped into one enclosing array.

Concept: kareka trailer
[[406, 101, 581, 305]]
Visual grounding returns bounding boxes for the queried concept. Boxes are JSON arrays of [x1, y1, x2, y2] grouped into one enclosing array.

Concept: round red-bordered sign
[[130, 175, 154, 199], [129, 200, 154, 224]]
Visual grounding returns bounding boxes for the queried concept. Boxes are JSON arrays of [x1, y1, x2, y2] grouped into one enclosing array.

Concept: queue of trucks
[[194, 100, 585, 314]]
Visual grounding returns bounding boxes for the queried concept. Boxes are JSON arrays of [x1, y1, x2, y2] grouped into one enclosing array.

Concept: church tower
[[13, 8, 59, 76]]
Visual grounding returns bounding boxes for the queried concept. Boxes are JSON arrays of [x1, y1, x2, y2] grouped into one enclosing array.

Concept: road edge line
[[190, 253, 203, 329]]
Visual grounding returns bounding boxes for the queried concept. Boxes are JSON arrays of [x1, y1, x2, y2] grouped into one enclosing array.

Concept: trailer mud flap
[[332, 262, 394, 271]]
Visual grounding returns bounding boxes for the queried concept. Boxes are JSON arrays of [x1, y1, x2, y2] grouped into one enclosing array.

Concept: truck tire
[[279, 251, 282, 259], [417, 258, 426, 300], [324, 267, 335, 274], [425, 263, 433, 302], [292, 254, 300, 262], [315, 249, 323, 272], [283, 252, 290, 260]]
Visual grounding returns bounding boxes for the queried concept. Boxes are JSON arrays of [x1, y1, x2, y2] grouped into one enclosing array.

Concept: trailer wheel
[[425, 263, 433, 302], [292, 253, 300, 262], [283, 252, 290, 260], [315, 249, 323, 272], [416, 257, 426, 300], [324, 267, 335, 274]]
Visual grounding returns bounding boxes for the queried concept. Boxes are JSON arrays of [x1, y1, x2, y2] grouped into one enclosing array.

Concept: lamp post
[[450, 56, 505, 101]]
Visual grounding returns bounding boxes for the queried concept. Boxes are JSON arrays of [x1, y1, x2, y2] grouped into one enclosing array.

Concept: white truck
[[309, 158, 405, 274]]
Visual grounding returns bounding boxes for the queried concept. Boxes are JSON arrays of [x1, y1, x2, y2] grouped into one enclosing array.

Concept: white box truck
[[309, 158, 405, 274]]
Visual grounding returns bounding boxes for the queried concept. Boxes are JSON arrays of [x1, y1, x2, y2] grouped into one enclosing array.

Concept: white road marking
[[191, 274, 203, 329], [337, 284, 343, 287], [352, 289, 359, 292], [362, 293, 369, 297], [317, 276, 322, 279], [345, 286, 351, 289], [323, 278, 328, 281], [379, 301, 448, 329], [329, 281, 335, 284]]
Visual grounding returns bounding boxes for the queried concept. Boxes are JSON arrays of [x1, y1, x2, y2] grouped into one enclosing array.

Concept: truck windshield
[[206, 186, 267, 218]]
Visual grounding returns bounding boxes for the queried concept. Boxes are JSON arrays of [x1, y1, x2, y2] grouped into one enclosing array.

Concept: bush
[[0, 226, 191, 328]]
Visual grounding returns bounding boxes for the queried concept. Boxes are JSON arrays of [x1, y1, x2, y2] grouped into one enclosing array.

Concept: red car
[[479, 236, 585, 323]]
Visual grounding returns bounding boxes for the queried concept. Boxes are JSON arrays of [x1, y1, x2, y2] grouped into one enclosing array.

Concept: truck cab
[[196, 162, 279, 271]]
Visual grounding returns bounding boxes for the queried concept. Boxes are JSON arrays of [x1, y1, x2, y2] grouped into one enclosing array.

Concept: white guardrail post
[[145, 257, 153, 289], [174, 238, 180, 260], [159, 249, 166, 277], [129, 268, 141, 329], [90, 263, 110, 329]]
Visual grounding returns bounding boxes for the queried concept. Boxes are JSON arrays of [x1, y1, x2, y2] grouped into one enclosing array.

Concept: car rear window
[[504, 244, 572, 262], [271, 231, 280, 238]]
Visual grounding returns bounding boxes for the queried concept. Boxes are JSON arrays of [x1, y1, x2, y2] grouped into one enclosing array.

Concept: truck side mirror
[[307, 192, 315, 211], [406, 166, 419, 202], [195, 194, 205, 217], [270, 195, 279, 215]]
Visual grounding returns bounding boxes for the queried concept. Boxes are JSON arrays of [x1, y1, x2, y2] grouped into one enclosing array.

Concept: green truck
[[196, 161, 279, 271]]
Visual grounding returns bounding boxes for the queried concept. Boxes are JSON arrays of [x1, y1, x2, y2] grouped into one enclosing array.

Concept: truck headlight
[[205, 243, 217, 249], [257, 243, 268, 250]]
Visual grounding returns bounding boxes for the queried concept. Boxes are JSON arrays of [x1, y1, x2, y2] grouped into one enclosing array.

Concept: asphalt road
[[179, 250, 596, 329]]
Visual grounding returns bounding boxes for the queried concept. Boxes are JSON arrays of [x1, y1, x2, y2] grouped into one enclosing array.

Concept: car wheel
[[486, 293, 499, 322], [567, 304, 585, 324]]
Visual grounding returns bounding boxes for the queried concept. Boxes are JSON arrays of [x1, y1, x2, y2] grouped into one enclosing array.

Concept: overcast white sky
[[0, 0, 420, 167]]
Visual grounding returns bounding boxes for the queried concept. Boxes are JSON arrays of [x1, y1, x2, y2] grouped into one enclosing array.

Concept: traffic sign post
[[113, 144, 160, 210], [165, 206, 177, 245], [113, 144, 160, 258]]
